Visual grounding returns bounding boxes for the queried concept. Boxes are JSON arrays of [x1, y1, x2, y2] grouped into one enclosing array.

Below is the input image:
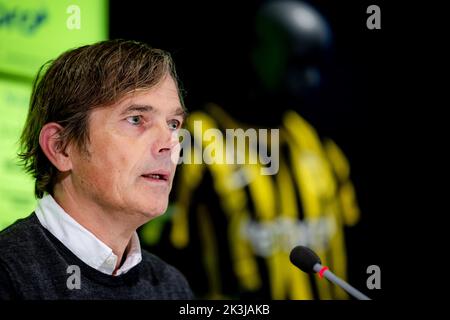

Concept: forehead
[[109, 76, 183, 116]]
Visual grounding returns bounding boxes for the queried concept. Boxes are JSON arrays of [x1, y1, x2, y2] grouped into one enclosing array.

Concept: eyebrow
[[173, 106, 188, 122], [120, 104, 154, 116], [120, 104, 187, 121]]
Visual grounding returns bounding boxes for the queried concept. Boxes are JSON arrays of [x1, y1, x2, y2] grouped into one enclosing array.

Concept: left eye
[[126, 115, 142, 125], [168, 119, 181, 130]]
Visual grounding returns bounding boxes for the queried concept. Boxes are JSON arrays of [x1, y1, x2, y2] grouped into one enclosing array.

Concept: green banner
[[0, 0, 108, 229], [0, 78, 35, 229], [0, 0, 108, 79]]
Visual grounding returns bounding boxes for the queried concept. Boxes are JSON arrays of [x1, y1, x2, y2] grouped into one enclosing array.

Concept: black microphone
[[289, 246, 371, 300]]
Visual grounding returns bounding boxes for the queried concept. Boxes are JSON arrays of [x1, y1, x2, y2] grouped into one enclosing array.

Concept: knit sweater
[[0, 213, 194, 300]]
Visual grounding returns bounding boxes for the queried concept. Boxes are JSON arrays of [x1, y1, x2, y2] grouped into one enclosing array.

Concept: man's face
[[68, 75, 184, 220]]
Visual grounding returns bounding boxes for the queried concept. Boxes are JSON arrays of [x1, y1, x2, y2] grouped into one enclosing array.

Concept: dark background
[[110, 0, 407, 299]]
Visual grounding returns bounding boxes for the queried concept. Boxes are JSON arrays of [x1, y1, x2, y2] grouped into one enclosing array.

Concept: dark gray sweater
[[0, 213, 194, 300]]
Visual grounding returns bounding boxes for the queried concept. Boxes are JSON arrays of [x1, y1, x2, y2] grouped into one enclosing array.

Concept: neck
[[52, 182, 138, 272]]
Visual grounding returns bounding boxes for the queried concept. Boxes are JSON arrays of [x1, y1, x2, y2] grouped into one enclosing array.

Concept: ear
[[39, 123, 73, 172]]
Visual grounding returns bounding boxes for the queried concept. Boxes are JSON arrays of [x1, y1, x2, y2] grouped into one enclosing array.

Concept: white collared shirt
[[34, 194, 142, 276]]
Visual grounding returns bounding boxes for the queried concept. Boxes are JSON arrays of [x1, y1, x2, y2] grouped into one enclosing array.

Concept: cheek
[[93, 151, 132, 186], [74, 154, 109, 189], [75, 145, 131, 190]]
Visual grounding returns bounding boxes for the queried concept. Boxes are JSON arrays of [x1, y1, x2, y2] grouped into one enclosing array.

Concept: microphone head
[[289, 246, 322, 273]]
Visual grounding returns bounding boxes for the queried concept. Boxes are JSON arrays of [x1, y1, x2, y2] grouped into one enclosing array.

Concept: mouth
[[141, 170, 170, 183]]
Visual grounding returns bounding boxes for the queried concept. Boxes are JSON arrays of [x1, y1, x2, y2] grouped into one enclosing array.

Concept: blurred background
[[0, 0, 399, 299]]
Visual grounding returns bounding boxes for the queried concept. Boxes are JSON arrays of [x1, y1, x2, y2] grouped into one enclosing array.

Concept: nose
[[151, 122, 179, 158]]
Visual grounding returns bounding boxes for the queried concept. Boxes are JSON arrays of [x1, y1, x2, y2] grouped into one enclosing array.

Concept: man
[[0, 39, 194, 299]]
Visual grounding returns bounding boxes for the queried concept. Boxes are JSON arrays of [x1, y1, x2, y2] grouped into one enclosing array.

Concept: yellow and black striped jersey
[[140, 104, 360, 300]]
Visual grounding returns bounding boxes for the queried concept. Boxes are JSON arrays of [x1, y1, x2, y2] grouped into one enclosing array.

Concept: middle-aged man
[[0, 39, 194, 299]]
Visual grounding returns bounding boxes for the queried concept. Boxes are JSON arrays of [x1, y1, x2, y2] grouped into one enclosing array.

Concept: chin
[[140, 201, 168, 219]]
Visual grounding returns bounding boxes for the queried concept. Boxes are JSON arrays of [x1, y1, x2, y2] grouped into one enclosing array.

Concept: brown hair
[[18, 39, 184, 198]]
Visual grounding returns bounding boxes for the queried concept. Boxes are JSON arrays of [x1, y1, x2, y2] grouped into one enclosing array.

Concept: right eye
[[126, 115, 142, 126]]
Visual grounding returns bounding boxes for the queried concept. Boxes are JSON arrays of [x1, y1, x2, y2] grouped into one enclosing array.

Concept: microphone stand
[[313, 264, 371, 300]]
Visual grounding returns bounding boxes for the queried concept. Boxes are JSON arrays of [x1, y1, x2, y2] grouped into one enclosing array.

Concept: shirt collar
[[34, 194, 142, 276]]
